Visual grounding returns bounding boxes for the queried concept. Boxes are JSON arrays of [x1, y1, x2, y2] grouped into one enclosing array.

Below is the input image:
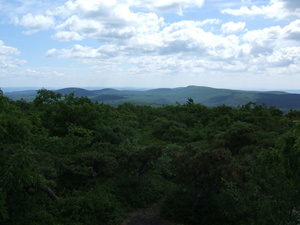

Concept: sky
[[0, 0, 300, 90]]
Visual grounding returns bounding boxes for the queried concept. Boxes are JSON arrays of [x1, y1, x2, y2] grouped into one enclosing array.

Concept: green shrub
[[57, 187, 124, 225]]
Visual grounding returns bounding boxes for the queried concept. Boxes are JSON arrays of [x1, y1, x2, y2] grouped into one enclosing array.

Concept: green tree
[[1, 148, 44, 192], [33, 89, 62, 106]]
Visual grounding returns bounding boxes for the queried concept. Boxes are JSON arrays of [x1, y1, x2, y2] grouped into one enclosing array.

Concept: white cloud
[[16, 13, 55, 34], [243, 26, 281, 56], [52, 31, 84, 42], [221, 22, 246, 34], [198, 18, 222, 26], [45, 17, 300, 78], [244, 46, 300, 75], [221, 5, 265, 17], [46, 25, 249, 76], [0, 40, 20, 56], [283, 19, 300, 40], [266, 47, 300, 67], [46, 44, 117, 59], [0, 56, 26, 68], [46, 48, 58, 56], [63, 0, 205, 15], [50, 3, 164, 41], [48, 20, 244, 61], [157, 21, 243, 60], [133, 0, 205, 15], [8, 0, 205, 44], [3, 0, 300, 89], [24, 69, 66, 77], [13, 0, 204, 41], [0, 41, 27, 68], [242, 20, 300, 56], [221, 0, 300, 20]]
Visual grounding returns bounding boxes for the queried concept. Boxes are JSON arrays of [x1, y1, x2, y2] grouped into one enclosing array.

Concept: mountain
[[55, 87, 95, 97], [3, 86, 300, 111], [3, 90, 38, 101]]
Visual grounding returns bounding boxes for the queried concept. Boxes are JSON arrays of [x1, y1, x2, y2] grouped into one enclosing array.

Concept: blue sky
[[0, 0, 300, 90]]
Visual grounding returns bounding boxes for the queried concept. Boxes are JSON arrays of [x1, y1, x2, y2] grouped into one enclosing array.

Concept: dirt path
[[121, 201, 171, 225]]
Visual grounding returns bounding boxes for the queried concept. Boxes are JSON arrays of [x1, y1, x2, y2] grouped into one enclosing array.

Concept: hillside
[[3, 89, 37, 101], [3, 86, 300, 110], [55, 87, 95, 97]]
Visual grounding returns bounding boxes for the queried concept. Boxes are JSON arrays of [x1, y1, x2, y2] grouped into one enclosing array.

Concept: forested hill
[[4, 85, 300, 110]]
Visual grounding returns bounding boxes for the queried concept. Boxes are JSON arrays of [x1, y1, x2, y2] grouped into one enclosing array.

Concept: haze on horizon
[[0, 0, 300, 90]]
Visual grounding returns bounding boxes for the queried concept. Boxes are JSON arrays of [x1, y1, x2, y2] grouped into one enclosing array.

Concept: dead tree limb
[[42, 186, 59, 200]]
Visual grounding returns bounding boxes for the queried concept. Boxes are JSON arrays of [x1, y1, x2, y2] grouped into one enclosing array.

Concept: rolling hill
[[3, 86, 300, 111], [55, 87, 95, 97]]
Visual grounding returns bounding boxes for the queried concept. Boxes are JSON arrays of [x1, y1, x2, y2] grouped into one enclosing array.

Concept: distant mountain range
[[3, 86, 300, 111]]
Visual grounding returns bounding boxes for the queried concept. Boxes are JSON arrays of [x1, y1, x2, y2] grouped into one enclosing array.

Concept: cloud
[[46, 18, 251, 76], [45, 16, 300, 78], [16, 13, 55, 34], [0, 41, 20, 56], [0, 41, 27, 68], [266, 47, 300, 67], [50, 4, 164, 42], [221, 0, 300, 19], [47, 45, 103, 58], [4, 0, 300, 86], [46, 48, 58, 56], [248, 48, 300, 75], [243, 26, 281, 56], [283, 19, 300, 40], [283, 0, 300, 10], [242, 20, 300, 56], [13, 0, 205, 40], [221, 22, 246, 34], [221, 5, 269, 17], [52, 31, 84, 42], [156, 21, 242, 59], [48, 20, 243, 61], [62, 0, 205, 15], [23, 69, 66, 77], [134, 0, 205, 15], [46, 44, 127, 59]]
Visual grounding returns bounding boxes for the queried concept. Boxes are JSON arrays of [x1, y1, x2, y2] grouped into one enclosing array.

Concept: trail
[[121, 201, 171, 225]]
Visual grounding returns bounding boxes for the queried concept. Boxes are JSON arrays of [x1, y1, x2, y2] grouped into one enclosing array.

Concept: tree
[[186, 97, 194, 106], [215, 121, 259, 155], [33, 89, 62, 106], [1, 148, 44, 192], [0, 189, 7, 220]]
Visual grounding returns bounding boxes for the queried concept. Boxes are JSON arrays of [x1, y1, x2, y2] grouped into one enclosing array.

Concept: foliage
[[1, 89, 300, 224]]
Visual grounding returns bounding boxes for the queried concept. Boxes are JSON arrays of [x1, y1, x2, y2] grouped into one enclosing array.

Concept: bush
[[57, 187, 124, 225]]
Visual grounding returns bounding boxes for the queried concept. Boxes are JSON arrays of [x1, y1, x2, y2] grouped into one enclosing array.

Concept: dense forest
[[1, 88, 300, 225]]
